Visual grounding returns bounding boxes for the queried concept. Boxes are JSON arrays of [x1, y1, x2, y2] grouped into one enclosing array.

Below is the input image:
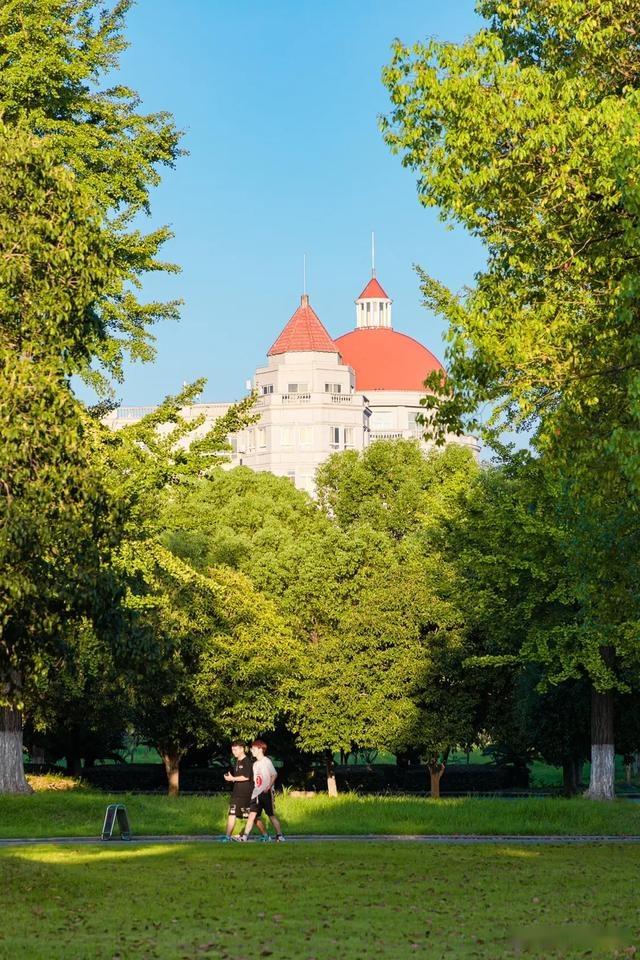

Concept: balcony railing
[[258, 392, 359, 406], [369, 430, 405, 441], [116, 406, 158, 419]]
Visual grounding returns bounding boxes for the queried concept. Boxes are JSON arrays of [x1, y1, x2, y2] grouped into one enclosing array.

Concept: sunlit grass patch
[[0, 791, 638, 839], [12, 844, 178, 865], [0, 842, 638, 959], [26, 773, 85, 792]]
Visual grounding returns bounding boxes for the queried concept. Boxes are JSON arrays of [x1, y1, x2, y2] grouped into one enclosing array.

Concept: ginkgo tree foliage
[[0, 125, 125, 792], [382, 0, 640, 799], [0, 0, 184, 391]]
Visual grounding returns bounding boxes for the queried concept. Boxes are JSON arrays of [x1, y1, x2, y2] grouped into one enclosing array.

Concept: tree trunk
[[161, 748, 181, 796], [0, 704, 33, 794], [66, 754, 82, 777], [562, 757, 582, 797], [562, 758, 574, 797], [428, 762, 446, 799], [573, 758, 583, 790], [326, 750, 338, 797], [585, 681, 615, 801]]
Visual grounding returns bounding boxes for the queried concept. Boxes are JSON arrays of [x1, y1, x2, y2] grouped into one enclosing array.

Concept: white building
[[104, 273, 479, 494]]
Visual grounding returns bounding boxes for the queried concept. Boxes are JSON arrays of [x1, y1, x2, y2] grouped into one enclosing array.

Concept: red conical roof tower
[[357, 277, 390, 300], [268, 295, 338, 356]]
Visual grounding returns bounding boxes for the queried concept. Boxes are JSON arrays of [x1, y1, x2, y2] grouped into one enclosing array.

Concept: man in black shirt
[[222, 741, 267, 841]]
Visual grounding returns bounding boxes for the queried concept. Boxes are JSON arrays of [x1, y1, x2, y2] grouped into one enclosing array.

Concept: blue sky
[[89, 0, 485, 406]]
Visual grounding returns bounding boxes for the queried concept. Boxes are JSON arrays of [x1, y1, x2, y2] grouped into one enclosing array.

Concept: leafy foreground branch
[[382, 0, 640, 800]]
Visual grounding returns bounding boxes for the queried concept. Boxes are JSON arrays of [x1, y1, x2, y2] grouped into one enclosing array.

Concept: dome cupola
[[336, 272, 445, 391], [355, 276, 392, 330]]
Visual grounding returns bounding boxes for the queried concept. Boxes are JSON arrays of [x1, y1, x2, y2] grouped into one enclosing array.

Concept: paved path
[[2, 834, 640, 847]]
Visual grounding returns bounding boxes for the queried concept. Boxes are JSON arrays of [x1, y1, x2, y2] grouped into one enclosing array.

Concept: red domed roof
[[335, 328, 444, 392]]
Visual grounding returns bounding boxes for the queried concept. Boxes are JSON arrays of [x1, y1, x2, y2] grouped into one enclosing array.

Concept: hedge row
[[26, 762, 530, 794]]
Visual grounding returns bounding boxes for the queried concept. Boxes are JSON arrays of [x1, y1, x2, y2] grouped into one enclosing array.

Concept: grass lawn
[[0, 791, 639, 839], [0, 841, 637, 959]]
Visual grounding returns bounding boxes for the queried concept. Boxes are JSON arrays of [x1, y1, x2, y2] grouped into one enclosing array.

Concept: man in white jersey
[[237, 739, 285, 842]]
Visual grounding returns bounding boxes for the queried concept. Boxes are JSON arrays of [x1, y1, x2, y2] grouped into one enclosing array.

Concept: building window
[[247, 430, 255, 453], [257, 427, 266, 449], [287, 382, 308, 394], [286, 470, 296, 484], [261, 384, 274, 395], [299, 427, 312, 447], [329, 426, 340, 450], [370, 410, 394, 430], [281, 427, 294, 447], [325, 383, 341, 394], [344, 427, 354, 449]]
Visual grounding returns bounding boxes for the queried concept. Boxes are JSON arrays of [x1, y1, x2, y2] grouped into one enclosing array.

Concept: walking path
[[2, 833, 640, 846]]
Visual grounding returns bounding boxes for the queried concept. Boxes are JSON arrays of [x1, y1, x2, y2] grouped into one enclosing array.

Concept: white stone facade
[[235, 349, 369, 496]]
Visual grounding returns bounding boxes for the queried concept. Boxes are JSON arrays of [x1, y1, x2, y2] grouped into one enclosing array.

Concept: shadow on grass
[[2, 842, 639, 960]]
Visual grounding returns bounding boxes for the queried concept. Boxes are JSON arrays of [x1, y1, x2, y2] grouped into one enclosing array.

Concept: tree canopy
[[0, 0, 184, 390], [382, 0, 640, 799]]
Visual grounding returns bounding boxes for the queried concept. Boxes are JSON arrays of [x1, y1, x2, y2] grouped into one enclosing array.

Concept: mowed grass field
[[0, 790, 639, 839], [0, 841, 638, 959]]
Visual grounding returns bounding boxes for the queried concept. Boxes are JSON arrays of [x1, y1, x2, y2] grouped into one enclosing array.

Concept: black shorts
[[228, 799, 252, 819], [249, 789, 275, 817]]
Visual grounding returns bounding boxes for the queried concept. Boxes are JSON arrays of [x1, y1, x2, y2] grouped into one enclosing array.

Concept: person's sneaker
[[275, 834, 286, 842], [231, 834, 248, 842], [260, 834, 273, 842], [220, 835, 232, 843]]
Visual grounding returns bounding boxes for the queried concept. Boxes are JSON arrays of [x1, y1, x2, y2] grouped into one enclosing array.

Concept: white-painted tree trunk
[[0, 705, 33, 794], [587, 743, 615, 800], [326, 751, 338, 797], [585, 681, 615, 801]]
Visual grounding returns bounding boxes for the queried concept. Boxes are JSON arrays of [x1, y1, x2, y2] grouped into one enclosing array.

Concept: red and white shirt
[[251, 756, 277, 800]]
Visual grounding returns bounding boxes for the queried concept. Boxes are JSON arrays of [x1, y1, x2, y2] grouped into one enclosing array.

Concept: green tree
[[129, 545, 296, 796], [24, 618, 131, 775], [0, 126, 125, 792], [161, 445, 480, 797], [164, 463, 442, 794], [314, 441, 481, 797], [160, 467, 343, 789], [85, 390, 260, 793], [444, 454, 640, 797], [0, 0, 184, 791], [0, 0, 183, 390], [382, 0, 640, 799]]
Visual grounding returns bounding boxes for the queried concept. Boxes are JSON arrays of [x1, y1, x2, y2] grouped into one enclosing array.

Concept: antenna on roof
[[303, 253, 307, 295], [371, 231, 376, 278]]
